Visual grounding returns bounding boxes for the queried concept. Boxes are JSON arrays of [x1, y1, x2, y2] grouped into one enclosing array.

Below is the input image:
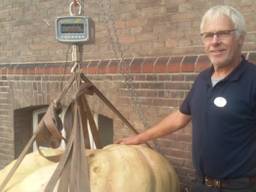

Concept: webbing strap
[[64, 100, 91, 149], [35, 102, 66, 162], [43, 104, 63, 142], [64, 82, 102, 149], [0, 134, 37, 192], [76, 99, 91, 148], [56, 158, 71, 192], [63, 102, 74, 141], [80, 73, 153, 149], [36, 142, 62, 163], [70, 102, 90, 191], [44, 129, 74, 192], [44, 102, 91, 192], [79, 95, 102, 148]]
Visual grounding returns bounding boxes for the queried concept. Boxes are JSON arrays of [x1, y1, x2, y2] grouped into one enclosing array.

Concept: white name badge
[[214, 97, 227, 107]]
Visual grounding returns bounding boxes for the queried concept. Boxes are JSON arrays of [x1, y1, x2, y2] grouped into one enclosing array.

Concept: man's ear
[[238, 34, 245, 46]]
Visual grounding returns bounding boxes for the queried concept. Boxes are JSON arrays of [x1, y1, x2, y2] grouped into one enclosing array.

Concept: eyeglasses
[[200, 29, 237, 42]]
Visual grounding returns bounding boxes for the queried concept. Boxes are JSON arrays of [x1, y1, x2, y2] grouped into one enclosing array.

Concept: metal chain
[[96, 0, 148, 126], [96, 0, 164, 154]]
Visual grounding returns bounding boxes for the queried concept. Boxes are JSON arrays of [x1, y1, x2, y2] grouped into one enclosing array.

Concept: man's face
[[201, 15, 244, 69]]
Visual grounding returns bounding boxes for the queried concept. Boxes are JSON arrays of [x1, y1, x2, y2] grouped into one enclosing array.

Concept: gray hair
[[200, 5, 247, 37]]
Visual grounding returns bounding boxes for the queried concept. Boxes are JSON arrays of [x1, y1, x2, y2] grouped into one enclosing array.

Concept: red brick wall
[[0, 78, 14, 166], [0, 1, 255, 62]]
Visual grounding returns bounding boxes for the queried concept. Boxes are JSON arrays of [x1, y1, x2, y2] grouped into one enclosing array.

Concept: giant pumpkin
[[0, 144, 180, 192]]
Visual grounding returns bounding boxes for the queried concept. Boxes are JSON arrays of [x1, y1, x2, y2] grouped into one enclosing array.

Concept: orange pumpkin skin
[[0, 144, 180, 192]]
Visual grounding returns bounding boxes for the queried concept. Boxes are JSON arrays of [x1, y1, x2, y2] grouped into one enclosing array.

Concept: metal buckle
[[205, 177, 221, 188]]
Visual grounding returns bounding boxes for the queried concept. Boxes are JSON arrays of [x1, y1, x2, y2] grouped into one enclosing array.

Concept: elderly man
[[117, 5, 256, 192]]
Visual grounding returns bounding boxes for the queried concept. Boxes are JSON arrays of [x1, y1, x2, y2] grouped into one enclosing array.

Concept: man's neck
[[212, 56, 241, 79]]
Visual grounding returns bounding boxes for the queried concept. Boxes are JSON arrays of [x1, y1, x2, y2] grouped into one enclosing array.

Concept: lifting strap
[[44, 101, 90, 192], [35, 102, 66, 162], [44, 80, 100, 191]]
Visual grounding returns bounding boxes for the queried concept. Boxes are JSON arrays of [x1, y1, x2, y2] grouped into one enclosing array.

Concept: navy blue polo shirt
[[180, 57, 256, 179]]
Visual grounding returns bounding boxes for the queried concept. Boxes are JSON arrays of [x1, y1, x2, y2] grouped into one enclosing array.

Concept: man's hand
[[115, 111, 191, 145]]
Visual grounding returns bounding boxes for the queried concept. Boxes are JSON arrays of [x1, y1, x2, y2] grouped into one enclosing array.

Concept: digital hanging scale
[[55, 16, 94, 44]]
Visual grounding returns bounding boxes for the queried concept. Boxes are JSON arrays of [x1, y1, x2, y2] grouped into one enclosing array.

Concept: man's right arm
[[116, 110, 191, 145]]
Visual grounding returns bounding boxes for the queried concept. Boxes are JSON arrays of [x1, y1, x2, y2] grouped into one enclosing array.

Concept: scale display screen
[[56, 16, 94, 43], [61, 23, 84, 33]]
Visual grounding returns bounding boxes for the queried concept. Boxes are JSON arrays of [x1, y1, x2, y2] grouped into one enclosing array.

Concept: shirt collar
[[202, 56, 247, 86]]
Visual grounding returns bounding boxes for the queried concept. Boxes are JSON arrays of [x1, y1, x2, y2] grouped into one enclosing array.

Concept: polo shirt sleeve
[[253, 83, 256, 114], [179, 79, 198, 115], [179, 88, 193, 115]]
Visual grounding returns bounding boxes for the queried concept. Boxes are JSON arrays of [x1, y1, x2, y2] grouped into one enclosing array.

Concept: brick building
[[0, 0, 256, 190]]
